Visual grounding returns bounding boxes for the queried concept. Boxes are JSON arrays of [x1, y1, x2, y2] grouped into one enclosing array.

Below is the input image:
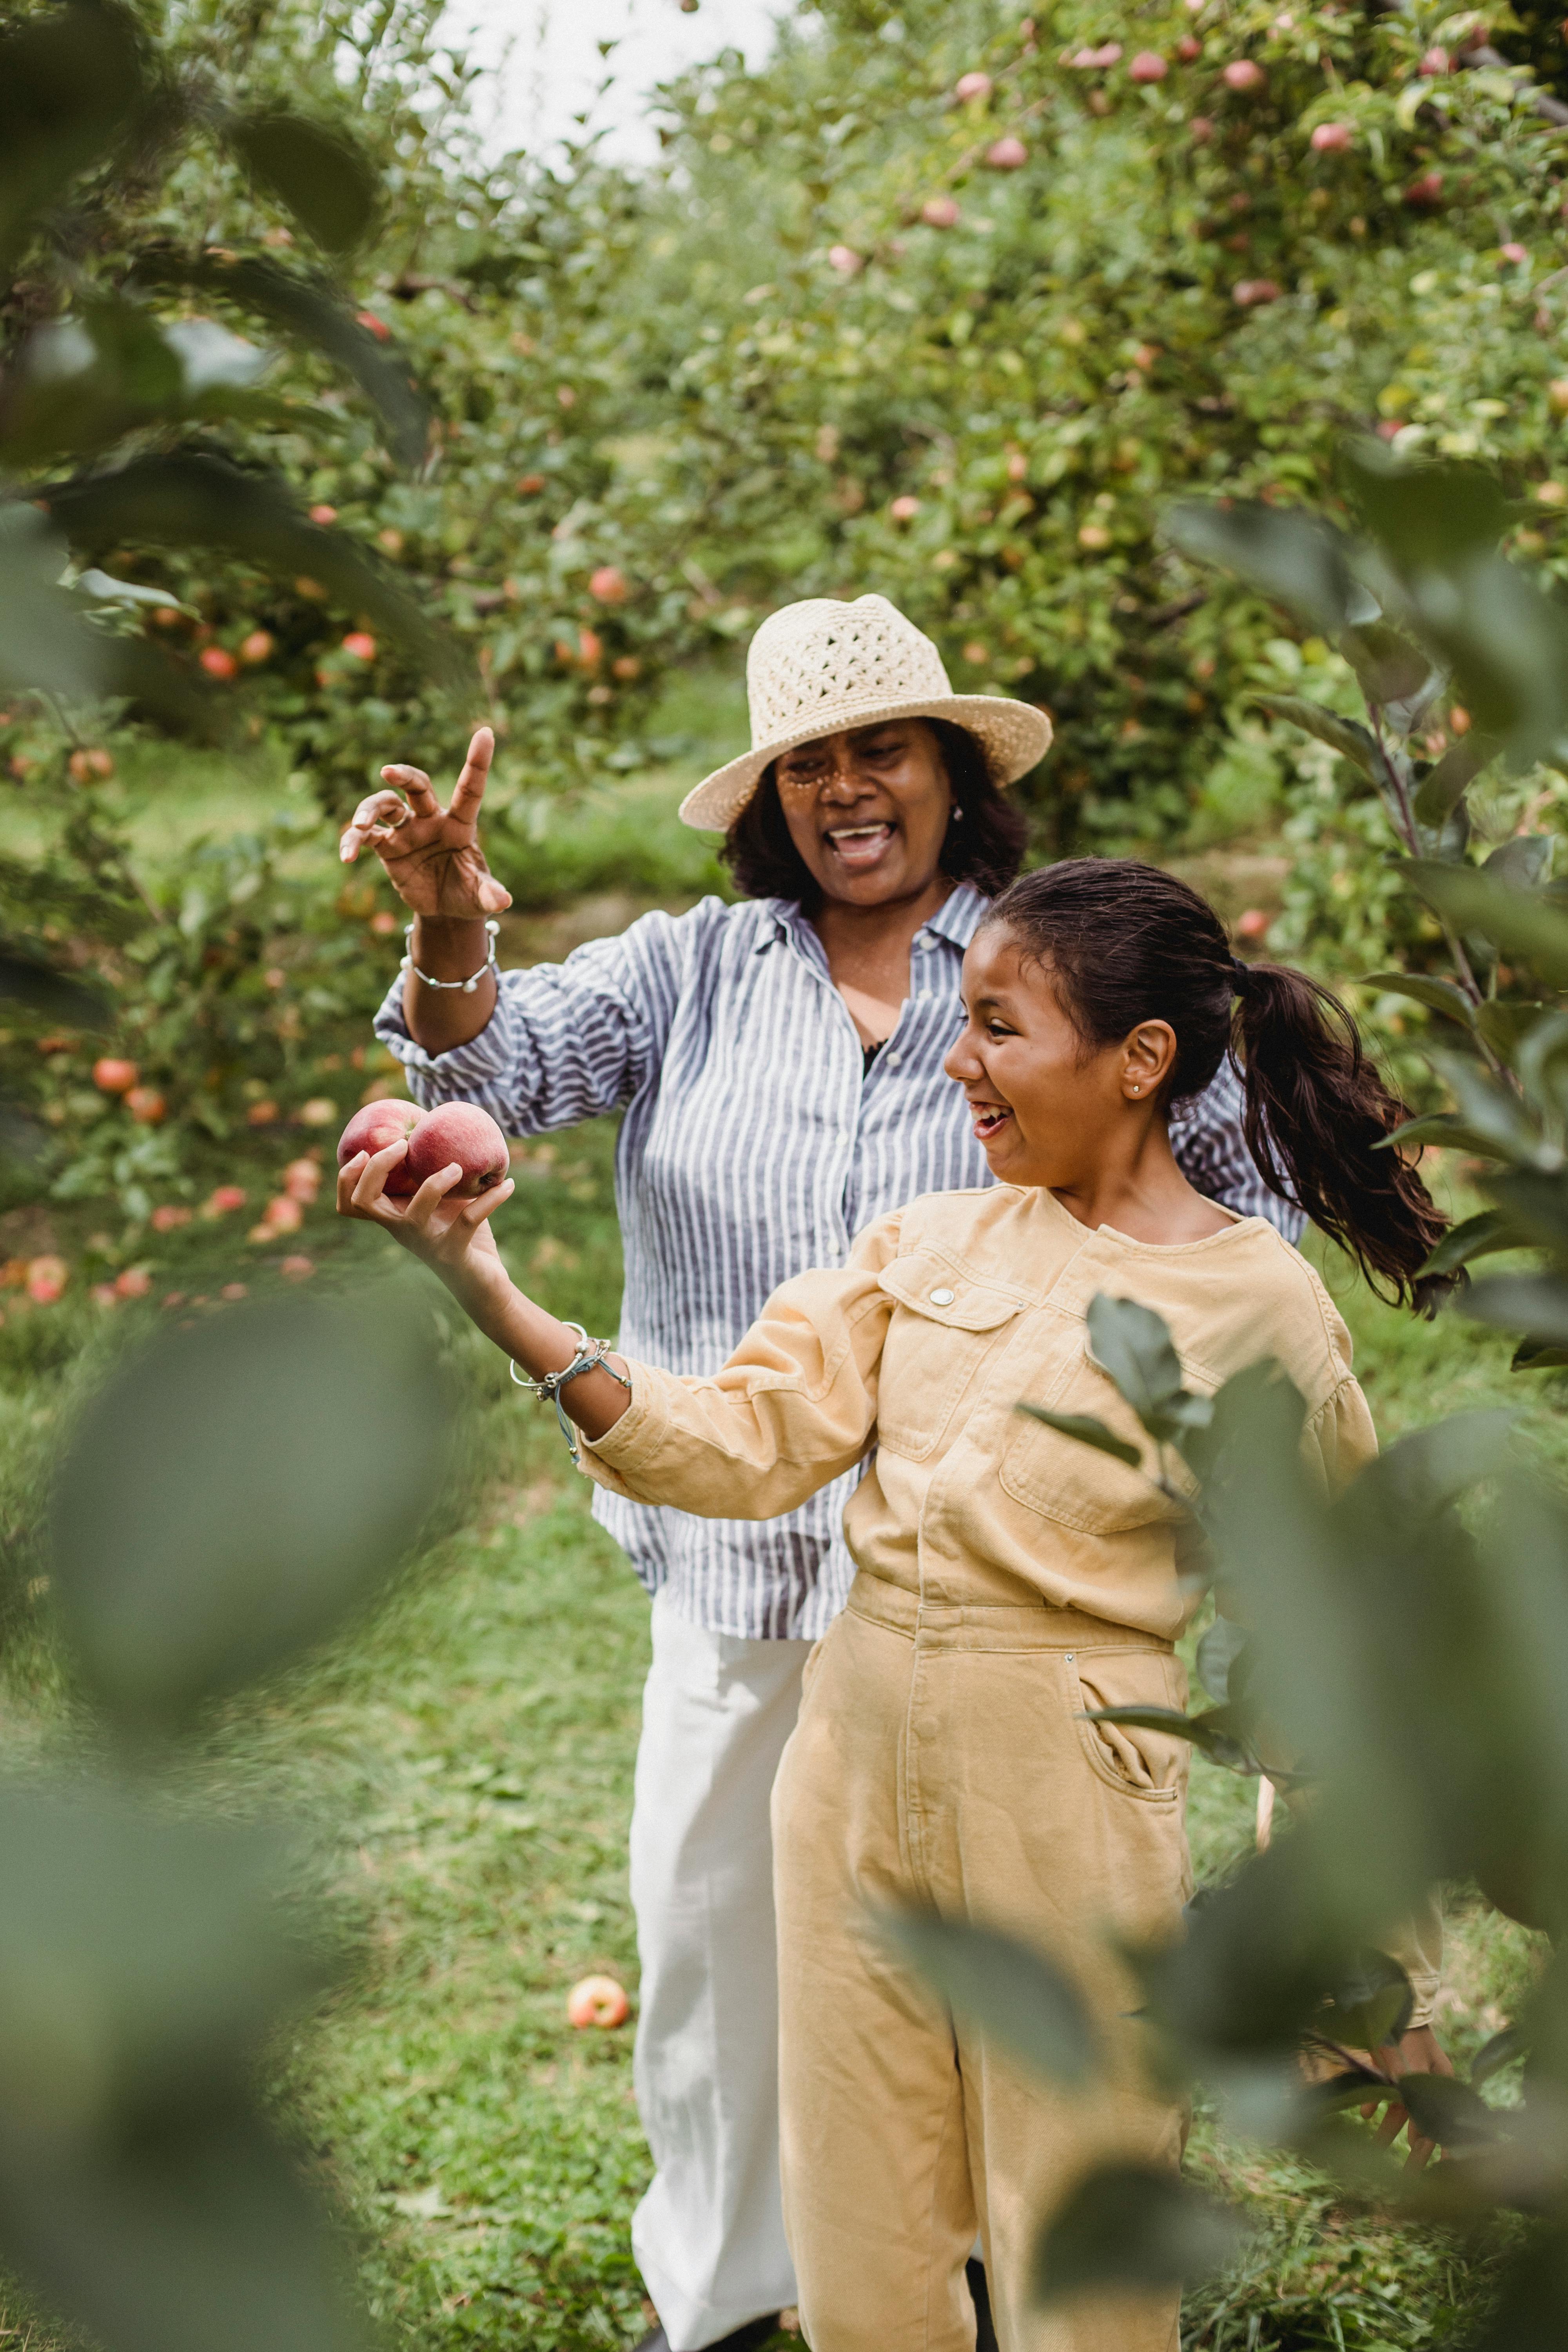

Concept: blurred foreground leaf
[[0, 0, 145, 271], [227, 111, 377, 254], [1032, 2163, 1248, 2305], [50, 1289, 454, 1730], [877, 1909, 1099, 2087]]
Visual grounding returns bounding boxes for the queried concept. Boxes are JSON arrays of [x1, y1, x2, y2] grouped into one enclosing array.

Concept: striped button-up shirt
[[375, 882, 1303, 1640]]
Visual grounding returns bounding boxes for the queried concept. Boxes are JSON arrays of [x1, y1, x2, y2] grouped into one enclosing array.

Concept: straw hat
[[678, 593, 1053, 832]]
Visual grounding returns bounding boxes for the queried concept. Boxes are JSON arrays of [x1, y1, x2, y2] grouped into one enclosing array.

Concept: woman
[[339, 597, 1298, 2352], [338, 857, 1447, 2352]]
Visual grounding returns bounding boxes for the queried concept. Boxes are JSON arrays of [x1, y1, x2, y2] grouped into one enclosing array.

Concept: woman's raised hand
[[339, 725, 512, 918], [337, 1136, 514, 1296]]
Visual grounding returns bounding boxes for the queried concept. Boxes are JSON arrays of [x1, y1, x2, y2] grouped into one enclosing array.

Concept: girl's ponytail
[[986, 859, 1449, 1314], [1230, 960, 1449, 1313]]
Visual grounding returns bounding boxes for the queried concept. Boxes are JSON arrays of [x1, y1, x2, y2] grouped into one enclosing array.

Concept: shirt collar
[[754, 881, 990, 955]]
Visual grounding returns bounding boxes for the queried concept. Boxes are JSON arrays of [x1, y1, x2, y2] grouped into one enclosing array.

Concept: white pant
[[629, 1589, 812, 2351]]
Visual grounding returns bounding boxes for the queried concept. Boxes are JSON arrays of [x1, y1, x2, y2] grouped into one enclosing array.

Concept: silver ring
[[382, 804, 411, 829]]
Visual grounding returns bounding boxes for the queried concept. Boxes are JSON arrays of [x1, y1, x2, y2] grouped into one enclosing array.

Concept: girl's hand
[[337, 1138, 514, 1296], [1359, 2023, 1455, 2171]]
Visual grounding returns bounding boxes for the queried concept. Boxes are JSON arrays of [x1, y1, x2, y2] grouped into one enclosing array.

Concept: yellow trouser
[[771, 1571, 1194, 2352]]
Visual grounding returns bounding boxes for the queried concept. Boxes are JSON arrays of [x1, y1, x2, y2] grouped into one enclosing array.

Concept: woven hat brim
[[677, 694, 1053, 833]]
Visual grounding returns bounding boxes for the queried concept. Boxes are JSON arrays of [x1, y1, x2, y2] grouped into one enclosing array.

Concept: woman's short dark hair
[[718, 718, 1027, 909]]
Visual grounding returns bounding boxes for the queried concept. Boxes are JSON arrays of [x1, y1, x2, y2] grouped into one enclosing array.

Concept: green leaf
[[1511, 1335, 1568, 1371], [226, 110, 377, 254], [1485, 835, 1553, 890], [1339, 620, 1434, 713], [1014, 1403, 1141, 1467], [1359, 971, 1475, 1027], [131, 248, 428, 470], [1413, 731, 1500, 826], [1249, 694, 1377, 776], [1418, 1208, 1518, 1276], [1324, 1949, 1414, 2054], [1031, 2163, 1249, 2306], [1087, 1703, 1255, 1772], [1085, 1294, 1211, 1446], [1465, 1272, 1568, 1348], [1343, 440, 1514, 568], [1396, 2072, 1504, 2147], [0, 1, 146, 270], [37, 453, 468, 691], [1470, 2022, 1527, 2089], [1195, 1614, 1248, 1704], [1377, 1113, 1524, 1160], [876, 1909, 1099, 2087], [1475, 1000, 1547, 1062], [48, 1290, 455, 1730], [1162, 499, 1368, 636]]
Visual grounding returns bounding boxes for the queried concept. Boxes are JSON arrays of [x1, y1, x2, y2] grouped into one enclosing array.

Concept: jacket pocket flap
[[877, 1256, 1026, 1332]]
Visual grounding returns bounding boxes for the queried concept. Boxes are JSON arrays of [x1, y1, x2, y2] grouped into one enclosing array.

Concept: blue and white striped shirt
[[376, 883, 1303, 1639]]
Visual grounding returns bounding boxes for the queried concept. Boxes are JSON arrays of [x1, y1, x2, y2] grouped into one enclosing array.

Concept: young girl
[[339, 859, 1447, 2352]]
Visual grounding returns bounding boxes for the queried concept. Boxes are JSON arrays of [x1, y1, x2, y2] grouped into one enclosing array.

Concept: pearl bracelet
[[401, 919, 500, 994]]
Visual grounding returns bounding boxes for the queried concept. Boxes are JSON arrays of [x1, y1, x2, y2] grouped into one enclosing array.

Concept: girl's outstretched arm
[[336, 1137, 632, 1442]]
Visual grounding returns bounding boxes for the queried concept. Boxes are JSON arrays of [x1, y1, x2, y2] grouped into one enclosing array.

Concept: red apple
[[309, 503, 338, 525], [1236, 908, 1270, 941], [341, 631, 377, 661], [954, 71, 993, 101], [239, 629, 275, 664], [93, 1056, 138, 1094], [1501, 241, 1528, 265], [405, 1102, 510, 1199], [1419, 45, 1449, 73], [203, 1185, 248, 1216], [890, 495, 921, 521], [828, 243, 862, 273], [338, 1098, 425, 1195], [355, 311, 392, 341], [1177, 34, 1202, 58], [114, 1266, 152, 1300], [589, 565, 629, 603], [1223, 58, 1265, 88], [566, 1975, 629, 2030], [921, 195, 961, 229], [125, 1086, 166, 1124], [516, 472, 546, 494], [1232, 278, 1282, 307], [151, 1204, 192, 1232], [199, 647, 238, 680], [26, 1255, 67, 1305], [1403, 170, 1444, 208], [984, 136, 1029, 168], [1130, 49, 1168, 80], [1311, 120, 1352, 151]]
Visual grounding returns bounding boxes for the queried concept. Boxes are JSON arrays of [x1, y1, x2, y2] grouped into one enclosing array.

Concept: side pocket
[[1066, 1648, 1187, 1803]]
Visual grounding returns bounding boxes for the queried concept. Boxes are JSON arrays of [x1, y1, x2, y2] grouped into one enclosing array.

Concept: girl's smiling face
[[945, 922, 1177, 1189]]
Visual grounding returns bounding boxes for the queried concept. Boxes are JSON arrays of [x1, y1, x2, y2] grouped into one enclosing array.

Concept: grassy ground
[[0, 684, 1552, 2348]]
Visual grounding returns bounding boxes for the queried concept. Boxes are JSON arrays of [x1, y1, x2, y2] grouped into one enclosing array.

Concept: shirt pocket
[[1000, 1333, 1215, 1533], [873, 1254, 1026, 1464]]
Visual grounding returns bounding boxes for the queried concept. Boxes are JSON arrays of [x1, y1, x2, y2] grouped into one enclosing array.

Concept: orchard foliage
[[644, 0, 1568, 848]]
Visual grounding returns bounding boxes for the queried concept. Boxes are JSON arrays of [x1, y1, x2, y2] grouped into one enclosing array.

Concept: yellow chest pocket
[[1000, 1327, 1218, 1533], [874, 1255, 1027, 1464]]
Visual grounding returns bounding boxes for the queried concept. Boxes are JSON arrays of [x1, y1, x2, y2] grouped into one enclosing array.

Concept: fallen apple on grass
[[566, 1975, 630, 2030]]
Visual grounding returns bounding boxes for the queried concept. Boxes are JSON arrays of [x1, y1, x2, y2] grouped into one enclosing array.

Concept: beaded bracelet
[[401, 918, 500, 994], [510, 1322, 631, 1465]]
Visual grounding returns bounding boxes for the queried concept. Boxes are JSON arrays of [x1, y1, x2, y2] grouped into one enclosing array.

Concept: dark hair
[[985, 857, 1449, 1314], [719, 717, 1027, 909]]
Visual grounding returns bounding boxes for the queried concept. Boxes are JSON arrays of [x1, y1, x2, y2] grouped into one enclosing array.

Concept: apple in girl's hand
[[337, 1099, 425, 1195], [405, 1102, 510, 1198], [566, 1975, 629, 2030]]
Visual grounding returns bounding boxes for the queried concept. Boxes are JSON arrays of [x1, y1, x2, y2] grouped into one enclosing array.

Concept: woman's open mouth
[[970, 1101, 1013, 1143], [825, 820, 896, 871]]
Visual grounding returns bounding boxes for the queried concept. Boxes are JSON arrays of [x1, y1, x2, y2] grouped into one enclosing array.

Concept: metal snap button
[[886, 1049, 902, 1067], [929, 1286, 955, 1307]]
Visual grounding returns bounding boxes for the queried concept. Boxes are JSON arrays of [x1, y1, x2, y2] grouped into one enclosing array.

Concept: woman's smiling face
[[945, 922, 1176, 1188], [774, 717, 953, 907]]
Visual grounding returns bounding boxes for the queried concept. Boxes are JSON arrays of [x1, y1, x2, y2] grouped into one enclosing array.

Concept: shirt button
[[929, 1287, 955, 1307], [886, 1049, 902, 1067], [915, 935, 935, 952]]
